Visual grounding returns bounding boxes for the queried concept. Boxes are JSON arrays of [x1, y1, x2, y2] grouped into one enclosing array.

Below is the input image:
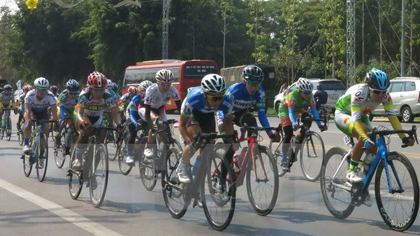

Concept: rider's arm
[[51, 105, 58, 121], [145, 104, 152, 127], [59, 104, 66, 121], [24, 104, 32, 124], [309, 96, 322, 126], [175, 100, 182, 113], [76, 106, 91, 125], [351, 89, 369, 141], [383, 94, 406, 140], [129, 107, 139, 124], [110, 105, 121, 125], [179, 114, 192, 144]]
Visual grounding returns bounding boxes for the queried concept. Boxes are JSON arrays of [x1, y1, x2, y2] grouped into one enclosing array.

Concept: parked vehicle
[[371, 77, 420, 123]]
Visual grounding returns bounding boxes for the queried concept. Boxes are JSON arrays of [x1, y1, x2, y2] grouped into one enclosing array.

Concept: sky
[[1, 0, 19, 13]]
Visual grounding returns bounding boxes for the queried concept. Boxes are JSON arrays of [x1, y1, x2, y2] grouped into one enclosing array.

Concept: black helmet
[[242, 65, 264, 84], [50, 85, 59, 94], [365, 68, 390, 91]]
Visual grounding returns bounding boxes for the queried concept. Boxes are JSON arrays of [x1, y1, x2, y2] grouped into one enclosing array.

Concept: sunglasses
[[302, 90, 312, 95], [92, 88, 105, 92], [371, 89, 387, 95], [206, 95, 224, 102], [36, 87, 48, 91]]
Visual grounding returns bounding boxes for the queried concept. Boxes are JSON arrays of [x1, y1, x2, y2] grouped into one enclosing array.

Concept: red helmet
[[128, 86, 138, 95], [22, 85, 30, 93], [87, 71, 107, 88]]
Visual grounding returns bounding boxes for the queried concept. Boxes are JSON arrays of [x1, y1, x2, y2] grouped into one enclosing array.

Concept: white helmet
[[139, 80, 153, 93], [155, 69, 174, 84], [201, 74, 226, 95], [34, 77, 49, 88], [296, 78, 313, 92]]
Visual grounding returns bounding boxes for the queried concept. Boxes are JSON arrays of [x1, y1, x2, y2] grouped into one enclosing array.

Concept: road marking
[[0, 179, 123, 236]]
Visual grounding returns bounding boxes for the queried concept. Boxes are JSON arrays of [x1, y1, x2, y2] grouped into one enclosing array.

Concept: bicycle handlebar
[[369, 125, 418, 148], [192, 131, 238, 150]]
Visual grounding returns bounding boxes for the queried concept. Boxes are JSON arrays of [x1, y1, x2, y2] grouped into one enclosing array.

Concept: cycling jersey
[[181, 86, 233, 117], [217, 82, 270, 131], [128, 94, 144, 124], [24, 90, 57, 113], [76, 88, 116, 117], [119, 93, 132, 106], [144, 83, 180, 109], [0, 91, 15, 108], [278, 89, 321, 126], [57, 89, 78, 120]]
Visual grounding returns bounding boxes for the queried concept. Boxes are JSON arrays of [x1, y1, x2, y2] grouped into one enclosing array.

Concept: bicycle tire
[[54, 130, 67, 169], [118, 132, 133, 175], [320, 147, 354, 219], [0, 128, 4, 140], [7, 117, 11, 141], [161, 147, 188, 219], [300, 132, 325, 182], [106, 130, 117, 161], [36, 137, 48, 182], [246, 145, 279, 216], [68, 147, 83, 200], [375, 151, 419, 231], [139, 137, 158, 191], [202, 151, 236, 231], [23, 152, 33, 177], [89, 144, 109, 208]]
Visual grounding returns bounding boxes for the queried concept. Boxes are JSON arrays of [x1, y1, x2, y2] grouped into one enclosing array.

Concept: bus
[[123, 59, 218, 111]]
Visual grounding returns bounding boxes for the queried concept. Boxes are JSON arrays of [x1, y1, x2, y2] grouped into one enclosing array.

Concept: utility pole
[[346, 0, 356, 87], [401, 0, 406, 76], [221, 5, 230, 68], [162, 0, 170, 59]]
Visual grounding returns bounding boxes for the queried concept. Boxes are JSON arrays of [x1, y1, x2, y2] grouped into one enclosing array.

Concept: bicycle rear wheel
[[105, 130, 117, 161], [36, 137, 49, 182], [139, 137, 158, 191], [54, 131, 67, 169], [7, 117, 11, 141], [246, 145, 279, 216], [320, 147, 354, 219], [23, 153, 33, 177], [118, 135, 133, 175], [300, 132, 325, 182], [202, 151, 236, 231], [161, 147, 188, 219], [68, 147, 83, 200], [89, 144, 109, 208], [375, 151, 419, 231]]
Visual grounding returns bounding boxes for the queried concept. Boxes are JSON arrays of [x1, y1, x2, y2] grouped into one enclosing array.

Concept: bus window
[[124, 66, 181, 84], [184, 65, 217, 78]]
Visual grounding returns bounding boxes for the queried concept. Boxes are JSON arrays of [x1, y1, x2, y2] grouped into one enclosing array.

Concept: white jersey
[[25, 90, 57, 113], [143, 83, 180, 109]]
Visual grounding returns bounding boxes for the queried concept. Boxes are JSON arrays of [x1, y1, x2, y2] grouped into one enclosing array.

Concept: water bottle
[[192, 155, 201, 177], [364, 154, 375, 175]]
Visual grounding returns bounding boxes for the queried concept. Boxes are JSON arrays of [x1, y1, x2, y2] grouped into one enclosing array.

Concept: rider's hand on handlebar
[[269, 132, 281, 142], [363, 138, 377, 152], [402, 137, 415, 147], [292, 123, 298, 131]]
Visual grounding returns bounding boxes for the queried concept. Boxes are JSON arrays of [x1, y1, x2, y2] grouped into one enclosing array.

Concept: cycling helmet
[[50, 85, 59, 94], [366, 68, 390, 91], [66, 79, 80, 92], [296, 78, 313, 92], [201, 74, 227, 95], [316, 84, 323, 90], [3, 84, 12, 91], [22, 85, 30, 93], [139, 80, 153, 94], [34, 77, 49, 88], [127, 86, 138, 95], [242, 65, 264, 84], [87, 71, 107, 88], [112, 82, 119, 92], [155, 69, 174, 84]]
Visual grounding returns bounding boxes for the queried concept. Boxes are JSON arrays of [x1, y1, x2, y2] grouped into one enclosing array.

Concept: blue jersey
[[128, 94, 144, 124], [181, 87, 233, 117], [218, 82, 271, 130]]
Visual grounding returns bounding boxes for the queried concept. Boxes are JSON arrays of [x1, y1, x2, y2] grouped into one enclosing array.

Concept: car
[[274, 78, 346, 115], [370, 77, 420, 123]]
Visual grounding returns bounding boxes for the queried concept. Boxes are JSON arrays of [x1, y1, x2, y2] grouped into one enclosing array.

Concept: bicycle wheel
[[23, 152, 33, 177], [36, 137, 49, 182], [118, 132, 133, 175], [0, 128, 4, 140], [7, 117, 11, 141], [54, 131, 67, 169], [375, 151, 419, 231], [246, 145, 279, 216], [300, 132, 325, 182], [89, 144, 109, 208], [161, 147, 188, 219], [139, 137, 158, 191], [202, 151, 236, 231], [105, 130, 117, 161], [68, 147, 83, 200], [320, 147, 354, 219]]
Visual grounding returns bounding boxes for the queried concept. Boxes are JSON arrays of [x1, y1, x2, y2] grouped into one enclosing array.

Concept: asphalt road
[[0, 114, 419, 236]]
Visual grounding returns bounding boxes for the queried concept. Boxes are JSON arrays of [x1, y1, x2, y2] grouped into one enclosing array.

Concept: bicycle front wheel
[[320, 147, 354, 219], [105, 130, 117, 161], [375, 151, 419, 231], [36, 137, 48, 182], [89, 144, 109, 208], [23, 153, 33, 177], [246, 145, 279, 216], [7, 117, 11, 141], [68, 147, 83, 200], [202, 151, 236, 231], [54, 131, 67, 169], [118, 132, 133, 175], [300, 132, 325, 182]]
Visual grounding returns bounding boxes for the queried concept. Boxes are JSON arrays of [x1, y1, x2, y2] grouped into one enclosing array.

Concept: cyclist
[[50, 85, 59, 97], [0, 84, 17, 131], [117, 86, 138, 124], [23, 78, 58, 168], [314, 84, 328, 112], [55, 79, 80, 147], [142, 69, 182, 159], [335, 68, 414, 183], [71, 71, 122, 170], [17, 85, 33, 130], [125, 80, 153, 164], [177, 74, 235, 184], [278, 77, 327, 171]]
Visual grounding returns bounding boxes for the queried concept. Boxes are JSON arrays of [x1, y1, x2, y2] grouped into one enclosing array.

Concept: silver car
[[371, 77, 420, 123], [274, 78, 346, 115]]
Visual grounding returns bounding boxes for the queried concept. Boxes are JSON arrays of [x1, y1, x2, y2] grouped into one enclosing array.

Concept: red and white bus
[[123, 59, 218, 111]]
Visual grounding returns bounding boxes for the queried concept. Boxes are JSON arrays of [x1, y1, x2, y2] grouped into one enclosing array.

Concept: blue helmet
[[366, 68, 390, 91], [3, 84, 12, 91], [66, 79, 80, 92]]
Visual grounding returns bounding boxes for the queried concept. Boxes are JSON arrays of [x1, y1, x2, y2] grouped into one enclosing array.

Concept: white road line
[[0, 179, 123, 236]]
